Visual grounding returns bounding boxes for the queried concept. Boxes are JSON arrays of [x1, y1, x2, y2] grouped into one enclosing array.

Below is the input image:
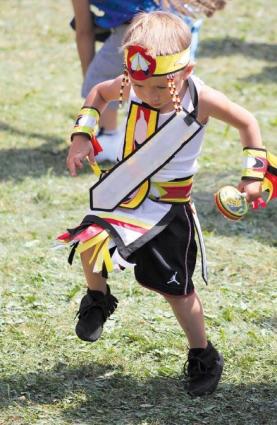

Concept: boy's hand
[[237, 180, 262, 203], [66, 136, 95, 176]]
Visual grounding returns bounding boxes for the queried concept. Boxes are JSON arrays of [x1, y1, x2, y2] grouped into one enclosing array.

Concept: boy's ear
[[182, 63, 195, 79]]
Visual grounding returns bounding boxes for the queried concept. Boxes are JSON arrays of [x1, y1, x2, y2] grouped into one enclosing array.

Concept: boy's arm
[[198, 86, 262, 148], [84, 76, 130, 112], [198, 86, 263, 201], [67, 76, 130, 176], [71, 0, 95, 77]]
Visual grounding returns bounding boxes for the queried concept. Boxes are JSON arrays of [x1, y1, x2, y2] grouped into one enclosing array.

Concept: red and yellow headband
[[124, 45, 191, 80]]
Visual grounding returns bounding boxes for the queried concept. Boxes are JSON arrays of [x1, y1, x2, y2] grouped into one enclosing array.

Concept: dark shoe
[[75, 284, 118, 342], [184, 341, 224, 396]]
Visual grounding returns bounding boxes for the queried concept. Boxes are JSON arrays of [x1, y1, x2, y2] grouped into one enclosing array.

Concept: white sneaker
[[95, 127, 124, 163]]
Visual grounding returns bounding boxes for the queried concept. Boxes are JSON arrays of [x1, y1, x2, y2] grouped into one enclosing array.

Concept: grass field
[[0, 1, 276, 424]]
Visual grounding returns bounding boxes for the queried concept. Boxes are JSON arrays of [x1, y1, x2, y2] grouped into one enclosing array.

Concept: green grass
[[0, 1, 276, 424]]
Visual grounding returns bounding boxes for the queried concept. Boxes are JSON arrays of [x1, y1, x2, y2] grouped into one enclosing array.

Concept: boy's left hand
[[237, 180, 262, 203]]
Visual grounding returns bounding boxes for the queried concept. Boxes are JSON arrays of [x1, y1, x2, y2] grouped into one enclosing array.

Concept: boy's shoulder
[[190, 73, 205, 88], [197, 83, 234, 123], [198, 84, 225, 104]]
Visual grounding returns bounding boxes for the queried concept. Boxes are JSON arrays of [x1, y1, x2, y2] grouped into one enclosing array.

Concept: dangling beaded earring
[[167, 74, 182, 113], [119, 66, 129, 108]]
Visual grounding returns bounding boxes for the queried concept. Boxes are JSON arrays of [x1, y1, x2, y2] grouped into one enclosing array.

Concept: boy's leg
[[164, 290, 207, 348], [75, 249, 118, 342], [132, 207, 223, 396], [81, 248, 107, 293], [164, 291, 223, 397]]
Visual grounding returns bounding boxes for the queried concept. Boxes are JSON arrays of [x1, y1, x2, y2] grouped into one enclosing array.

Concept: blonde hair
[[122, 11, 191, 57]]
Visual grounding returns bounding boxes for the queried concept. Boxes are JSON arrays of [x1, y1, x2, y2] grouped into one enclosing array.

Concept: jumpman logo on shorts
[[166, 271, 181, 285]]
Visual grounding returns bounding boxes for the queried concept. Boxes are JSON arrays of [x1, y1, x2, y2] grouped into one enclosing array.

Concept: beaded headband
[[124, 45, 191, 80]]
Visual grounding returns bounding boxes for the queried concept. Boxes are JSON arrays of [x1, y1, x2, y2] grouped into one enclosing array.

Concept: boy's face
[[130, 65, 193, 112], [129, 73, 185, 111]]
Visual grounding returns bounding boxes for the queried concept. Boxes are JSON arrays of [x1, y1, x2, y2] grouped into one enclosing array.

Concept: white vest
[[126, 75, 206, 182]]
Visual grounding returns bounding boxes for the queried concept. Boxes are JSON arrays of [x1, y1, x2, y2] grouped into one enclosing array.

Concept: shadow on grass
[[255, 314, 277, 332], [241, 65, 277, 83], [0, 145, 68, 180], [199, 37, 277, 62], [193, 191, 277, 247], [0, 362, 276, 424], [0, 121, 68, 181], [199, 37, 277, 84], [0, 121, 65, 148], [0, 121, 111, 181]]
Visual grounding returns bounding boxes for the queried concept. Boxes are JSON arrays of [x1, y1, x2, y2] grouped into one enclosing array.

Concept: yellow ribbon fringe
[[89, 161, 102, 177], [76, 230, 113, 273]]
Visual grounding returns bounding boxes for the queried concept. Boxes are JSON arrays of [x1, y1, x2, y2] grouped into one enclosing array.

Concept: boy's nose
[[151, 92, 159, 102]]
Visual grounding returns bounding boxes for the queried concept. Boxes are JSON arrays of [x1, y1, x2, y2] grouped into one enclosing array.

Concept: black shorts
[[129, 204, 197, 296]]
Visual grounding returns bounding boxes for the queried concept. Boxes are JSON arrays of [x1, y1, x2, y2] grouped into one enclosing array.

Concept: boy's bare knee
[[163, 291, 195, 304]]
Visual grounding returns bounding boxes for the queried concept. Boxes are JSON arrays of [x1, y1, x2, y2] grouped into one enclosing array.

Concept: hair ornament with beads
[[119, 65, 130, 108]]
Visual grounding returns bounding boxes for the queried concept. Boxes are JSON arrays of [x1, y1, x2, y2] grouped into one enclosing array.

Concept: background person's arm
[[71, 0, 95, 77]]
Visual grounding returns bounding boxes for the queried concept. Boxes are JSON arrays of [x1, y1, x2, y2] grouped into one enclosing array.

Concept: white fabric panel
[[91, 111, 201, 210], [88, 198, 171, 246], [127, 75, 207, 181]]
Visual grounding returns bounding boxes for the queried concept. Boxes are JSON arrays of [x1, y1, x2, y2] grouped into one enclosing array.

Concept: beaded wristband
[[71, 106, 100, 141], [241, 147, 268, 181]]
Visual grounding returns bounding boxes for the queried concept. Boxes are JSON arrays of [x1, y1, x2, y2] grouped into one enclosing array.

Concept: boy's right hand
[[66, 136, 95, 177]]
